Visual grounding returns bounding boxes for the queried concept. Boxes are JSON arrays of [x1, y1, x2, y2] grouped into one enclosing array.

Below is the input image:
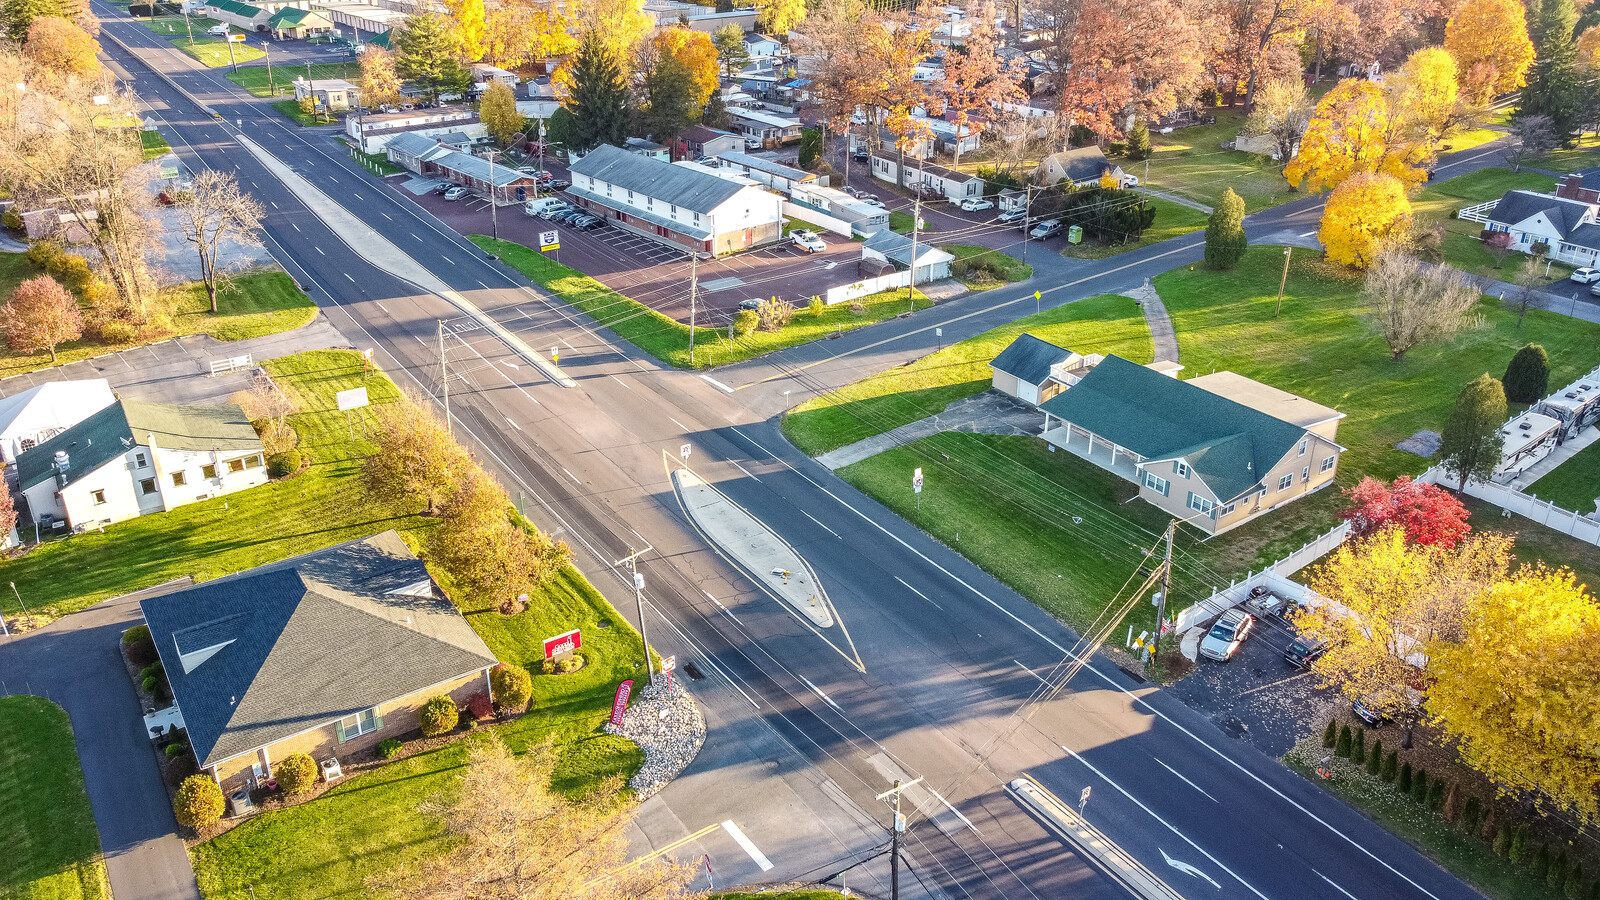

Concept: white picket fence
[[824, 271, 910, 305], [1416, 465, 1600, 546], [1456, 199, 1499, 224], [1173, 520, 1351, 633]]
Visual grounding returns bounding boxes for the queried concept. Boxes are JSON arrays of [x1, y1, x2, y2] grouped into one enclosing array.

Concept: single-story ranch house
[[140, 531, 498, 795]]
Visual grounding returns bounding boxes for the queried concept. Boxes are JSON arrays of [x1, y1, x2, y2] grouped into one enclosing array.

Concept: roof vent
[[53, 449, 69, 471]]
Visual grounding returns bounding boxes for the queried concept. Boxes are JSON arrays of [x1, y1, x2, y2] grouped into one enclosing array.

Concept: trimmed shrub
[[1381, 750, 1398, 782], [142, 675, 159, 693], [165, 742, 184, 758], [1492, 823, 1509, 857], [267, 450, 302, 478], [1335, 724, 1352, 758], [122, 625, 151, 644], [1461, 796, 1482, 835], [174, 774, 225, 829], [1398, 761, 1413, 793], [1411, 768, 1429, 803], [1531, 844, 1550, 879], [1323, 719, 1337, 748], [1426, 778, 1446, 810], [466, 691, 493, 720], [1203, 188, 1247, 270], [1510, 823, 1529, 864], [419, 695, 457, 737], [276, 753, 318, 796], [1350, 729, 1366, 765], [1, 207, 21, 230], [1503, 343, 1551, 404], [732, 309, 758, 337], [809, 297, 824, 318], [377, 738, 403, 759], [490, 663, 532, 710], [1367, 739, 1383, 775], [140, 661, 164, 679]]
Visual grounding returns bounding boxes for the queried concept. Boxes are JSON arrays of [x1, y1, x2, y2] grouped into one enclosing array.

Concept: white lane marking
[[1012, 659, 1050, 686], [353, 192, 360, 201], [1161, 849, 1222, 890], [701, 374, 735, 393], [670, 416, 690, 432], [721, 821, 774, 872], [1153, 757, 1218, 803], [894, 576, 943, 611], [1064, 746, 1271, 900], [440, 254, 454, 265], [290, 222, 299, 232], [344, 273, 354, 282], [561, 467, 581, 485], [725, 425, 1451, 900], [1299, 231, 1316, 237], [562, 339, 576, 351], [478, 281, 490, 290], [375, 303, 388, 313], [611, 374, 633, 390], [731, 460, 758, 480], [270, 200, 278, 209], [802, 510, 839, 538], [503, 360, 519, 370], [1314, 869, 1361, 900], [707, 590, 745, 626], [504, 416, 522, 432], [316, 246, 325, 255], [801, 677, 841, 710], [381, 212, 392, 221]]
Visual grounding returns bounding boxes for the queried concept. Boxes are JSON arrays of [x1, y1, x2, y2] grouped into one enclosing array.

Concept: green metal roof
[[1038, 355, 1308, 503], [990, 334, 1073, 385], [17, 399, 261, 490], [206, 0, 265, 19], [367, 29, 392, 49], [266, 6, 332, 28]]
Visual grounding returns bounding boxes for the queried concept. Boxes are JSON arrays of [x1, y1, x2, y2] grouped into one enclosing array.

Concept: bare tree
[[1503, 114, 1556, 173], [1241, 76, 1313, 174], [1505, 256, 1549, 328], [1362, 250, 1482, 360], [366, 732, 695, 900], [231, 371, 298, 453], [171, 170, 265, 313]]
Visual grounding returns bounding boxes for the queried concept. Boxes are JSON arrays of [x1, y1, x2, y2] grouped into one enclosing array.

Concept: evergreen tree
[[1519, 0, 1584, 142], [798, 127, 822, 169], [545, 106, 578, 151], [1399, 760, 1414, 792], [702, 93, 730, 131], [1493, 824, 1510, 857], [1551, 851, 1569, 889], [1510, 823, 1529, 863], [1204, 188, 1248, 269], [1440, 374, 1509, 491], [1351, 728, 1366, 765], [1127, 122, 1151, 161], [1411, 767, 1429, 802], [1323, 719, 1338, 748], [1426, 778, 1446, 810], [395, 14, 470, 103], [640, 53, 697, 143], [1367, 738, 1383, 775], [1532, 844, 1551, 879], [1381, 749, 1398, 782], [566, 32, 630, 152], [1503, 343, 1552, 403], [1565, 862, 1583, 899], [1336, 724, 1353, 757], [1462, 796, 1482, 834]]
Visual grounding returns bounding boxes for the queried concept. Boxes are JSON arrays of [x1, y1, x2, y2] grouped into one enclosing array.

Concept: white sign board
[[661, 655, 676, 673], [539, 230, 560, 251], [680, 443, 692, 461], [336, 387, 370, 411], [913, 467, 923, 493]]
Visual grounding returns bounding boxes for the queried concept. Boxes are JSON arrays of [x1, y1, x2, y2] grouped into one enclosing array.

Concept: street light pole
[[486, 149, 500, 240], [262, 43, 273, 95], [614, 547, 656, 685]]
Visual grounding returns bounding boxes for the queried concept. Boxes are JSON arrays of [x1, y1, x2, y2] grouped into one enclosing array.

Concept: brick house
[[139, 531, 497, 795]]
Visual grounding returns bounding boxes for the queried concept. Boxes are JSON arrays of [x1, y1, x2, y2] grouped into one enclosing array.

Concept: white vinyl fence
[[780, 199, 854, 238], [825, 271, 910, 305], [1173, 520, 1351, 633], [1417, 465, 1600, 546]]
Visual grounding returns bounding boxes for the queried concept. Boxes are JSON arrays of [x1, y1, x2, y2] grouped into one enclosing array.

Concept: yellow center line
[[615, 822, 722, 873]]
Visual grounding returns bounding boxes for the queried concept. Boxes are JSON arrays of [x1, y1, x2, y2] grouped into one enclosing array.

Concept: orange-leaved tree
[[24, 17, 100, 82], [1445, 0, 1536, 106], [935, 2, 1025, 170], [2, 274, 83, 362], [1318, 172, 1412, 268], [653, 26, 721, 108]]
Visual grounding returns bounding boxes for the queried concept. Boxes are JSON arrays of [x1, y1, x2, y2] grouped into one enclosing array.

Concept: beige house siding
[[209, 668, 490, 794], [992, 370, 1021, 398], [1133, 430, 1341, 535]]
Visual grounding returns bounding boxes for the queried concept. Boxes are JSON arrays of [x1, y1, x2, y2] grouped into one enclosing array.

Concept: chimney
[[1558, 173, 1583, 201]]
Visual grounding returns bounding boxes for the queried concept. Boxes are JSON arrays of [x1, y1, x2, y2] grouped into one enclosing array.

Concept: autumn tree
[[1427, 568, 1600, 822], [170, 170, 265, 314], [23, 16, 98, 81], [1445, 0, 1536, 106], [1299, 528, 1513, 748], [1203, 0, 1302, 108], [638, 52, 698, 142], [792, 0, 871, 172], [453, 0, 486, 63], [366, 732, 694, 900], [483, 3, 575, 70], [1520, 0, 1584, 142], [358, 46, 403, 108], [860, 9, 938, 172], [1439, 373, 1508, 490], [0, 469, 14, 538], [427, 466, 568, 610], [653, 26, 720, 108], [1578, 25, 1600, 71], [1340, 475, 1472, 548], [1502, 343, 1551, 403], [712, 24, 749, 79], [363, 395, 465, 514], [3, 0, 65, 41], [1204, 187, 1248, 269], [396, 14, 470, 102], [1241, 77, 1313, 173], [577, 0, 653, 73], [1285, 79, 1428, 194], [1361, 250, 1481, 359], [563, 32, 629, 152], [756, 0, 805, 35], [1046, 0, 1202, 139], [2, 274, 81, 362], [935, 3, 1024, 170], [1319, 173, 1412, 268], [479, 81, 522, 146], [1389, 48, 1464, 150]]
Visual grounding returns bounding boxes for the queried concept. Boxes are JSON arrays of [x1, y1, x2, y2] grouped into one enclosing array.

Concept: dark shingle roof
[[990, 334, 1073, 385], [1039, 355, 1309, 502], [861, 229, 953, 268], [1487, 190, 1593, 236], [1044, 147, 1113, 184], [15, 399, 128, 490], [140, 531, 496, 768], [571, 144, 747, 214]]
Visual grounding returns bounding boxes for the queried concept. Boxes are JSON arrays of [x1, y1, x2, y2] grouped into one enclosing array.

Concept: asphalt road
[[74, 9, 1509, 898]]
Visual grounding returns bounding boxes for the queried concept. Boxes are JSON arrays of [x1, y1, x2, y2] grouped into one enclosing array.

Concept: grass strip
[[0, 696, 109, 900]]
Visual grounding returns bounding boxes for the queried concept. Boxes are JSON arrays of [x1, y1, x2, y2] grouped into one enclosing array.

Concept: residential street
[[14, 7, 1535, 898]]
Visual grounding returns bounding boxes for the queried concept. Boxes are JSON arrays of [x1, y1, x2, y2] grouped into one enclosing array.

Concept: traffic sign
[[680, 443, 692, 461], [661, 655, 676, 673], [913, 467, 923, 493], [539, 230, 560, 251]]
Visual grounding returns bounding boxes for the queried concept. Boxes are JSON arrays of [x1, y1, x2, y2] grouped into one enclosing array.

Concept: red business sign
[[543, 629, 581, 659], [610, 680, 634, 726]]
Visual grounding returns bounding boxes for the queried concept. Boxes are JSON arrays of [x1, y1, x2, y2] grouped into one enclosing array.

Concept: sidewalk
[[815, 391, 1042, 471], [1123, 278, 1178, 363]]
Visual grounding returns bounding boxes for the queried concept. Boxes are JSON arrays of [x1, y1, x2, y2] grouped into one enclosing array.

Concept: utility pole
[[1275, 246, 1292, 318], [614, 547, 656, 685], [438, 320, 451, 436], [262, 43, 274, 96], [1020, 181, 1033, 264], [225, 31, 239, 73], [687, 250, 699, 367], [183, 7, 194, 44], [908, 155, 926, 314], [1149, 520, 1175, 676], [876, 777, 922, 900], [486, 149, 500, 240]]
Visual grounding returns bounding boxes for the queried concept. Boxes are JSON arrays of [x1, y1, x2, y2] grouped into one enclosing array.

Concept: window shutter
[[372, 709, 384, 732], [1172, 461, 1180, 474], [334, 720, 346, 743], [1163, 481, 1170, 497]]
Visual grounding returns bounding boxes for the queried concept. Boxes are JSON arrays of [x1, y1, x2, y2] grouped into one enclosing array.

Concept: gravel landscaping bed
[[605, 680, 705, 800]]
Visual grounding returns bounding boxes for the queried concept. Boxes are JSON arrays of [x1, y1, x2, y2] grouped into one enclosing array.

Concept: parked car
[[443, 186, 470, 201], [1283, 635, 1327, 669], [1030, 219, 1063, 239], [206, 24, 229, 36], [539, 203, 573, 219], [1352, 686, 1422, 727], [549, 179, 570, 191], [792, 230, 827, 253], [430, 182, 452, 195], [744, 137, 764, 149], [998, 209, 1027, 224], [575, 215, 607, 230], [738, 298, 765, 310], [1571, 267, 1600, 284], [524, 197, 564, 217], [958, 198, 995, 212], [852, 147, 869, 161], [554, 209, 584, 224], [1120, 173, 1140, 188], [1589, 280, 1600, 297], [860, 197, 886, 209], [1198, 608, 1255, 662]]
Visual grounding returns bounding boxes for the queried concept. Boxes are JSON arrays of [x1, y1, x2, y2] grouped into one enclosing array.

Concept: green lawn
[[140, 15, 220, 35], [1144, 108, 1303, 212], [175, 37, 265, 69], [1529, 132, 1600, 173], [471, 235, 931, 369], [350, 148, 403, 177], [0, 264, 318, 379], [1461, 497, 1600, 591], [1410, 167, 1573, 284], [782, 292, 1152, 456], [0, 696, 109, 900], [889, 210, 916, 234], [0, 350, 425, 620], [1156, 245, 1600, 481], [228, 62, 362, 99], [140, 129, 171, 161], [271, 99, 339, 126], [1060, 196, 1209, 260], [1524, 440, 1600, 516], [940, 243, 1032, 289]]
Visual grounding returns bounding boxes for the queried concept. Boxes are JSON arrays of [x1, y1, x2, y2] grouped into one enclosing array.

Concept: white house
[[861, 230, 954, 282], [0, 379, 116, 464], [869, 154, 986, 202], [470, 64, 518, 88], [293, 77, 357, 112], [16, 399, 267, 532], [989, 335, 1103, 406], [716, 151, 817, 193], [725, 108, 804, 147], [567, 144, 784, 256], [344, 107, 486, 154], [789, 184, 889, 233], [1036, 146, 1126, 188], [742, 33, 782, 58], [625, 137, 671, 161], [1481, 189, 1600, 267]]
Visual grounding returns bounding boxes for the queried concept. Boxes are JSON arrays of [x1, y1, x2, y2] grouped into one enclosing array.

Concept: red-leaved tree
[[2, 274, 83, 362], [1340, 475, 1472, 548]]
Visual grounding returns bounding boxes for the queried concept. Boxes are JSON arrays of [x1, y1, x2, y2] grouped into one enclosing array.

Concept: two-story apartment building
[[16, 399, 268, 532], [567, 144, 783, 256], [346, 107, 485, 154]]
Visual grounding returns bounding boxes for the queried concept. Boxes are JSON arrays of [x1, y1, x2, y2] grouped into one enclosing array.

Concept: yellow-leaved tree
[[1427, 568, 1600, 821], [1283, 78, 1430, 194], [1388, 47, 1461, 149], [1297, 527, 1512, 747], [1444, 0, 1536, 106], [449, 0, 487, 63], [1578, 26, 1600, 72], [1318, 172, 1413, 268], [756, 0, 807, 35], [653, 26, 721, 108]]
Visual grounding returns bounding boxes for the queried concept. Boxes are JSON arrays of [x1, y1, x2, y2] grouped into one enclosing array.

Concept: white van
[[207, 24, 229, 36], [523, 197, 564, 217]]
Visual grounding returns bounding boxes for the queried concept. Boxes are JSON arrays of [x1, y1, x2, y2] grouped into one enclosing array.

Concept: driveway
[[0, 583, 203, 900]]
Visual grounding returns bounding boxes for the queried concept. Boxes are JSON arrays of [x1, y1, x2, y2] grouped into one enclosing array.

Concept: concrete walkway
[[1137, 186, 1213, 214], [815, 391, 1044, 471], [1512, 424, 1600, 498], [1123, 278, 1179, 363]]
